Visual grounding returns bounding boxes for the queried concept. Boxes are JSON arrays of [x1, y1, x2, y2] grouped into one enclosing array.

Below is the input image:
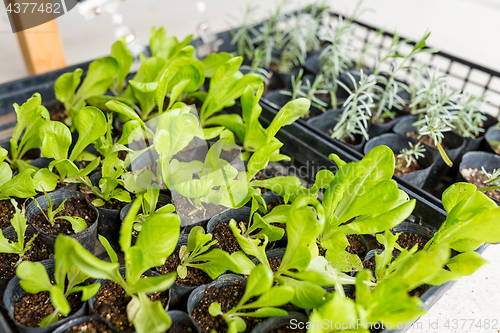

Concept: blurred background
[[1, 0, 500, 84]]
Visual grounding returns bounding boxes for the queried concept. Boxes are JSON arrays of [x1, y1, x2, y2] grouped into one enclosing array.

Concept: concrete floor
[[1, 1, 500, 332]]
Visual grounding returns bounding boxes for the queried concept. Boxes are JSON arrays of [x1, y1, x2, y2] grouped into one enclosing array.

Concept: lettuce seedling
[[208, 264, 294, 333], [31, 193, 88, 233], [93, 111, 132, 158], [55, 56, 119, 126], [57, 198, 181, 333], [16, 246, 100, 327], [199, 56, 262, 126], [7, 93, 49, 171], [76, 152, 131, 207], [308, 270, 426, 333], [421, 182, 500, 285], [0, 148, 42, 199], [39, 107, 106, 183], [204, 84, 309, 160], [0, 199, 37, 267], [110, 38, 134, 97], [176, 226, 252, 280], [132, 187, 175, 232]]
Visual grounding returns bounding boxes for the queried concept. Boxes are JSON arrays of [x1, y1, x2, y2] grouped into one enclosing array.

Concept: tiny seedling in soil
[[32, 193, 89, 234], [395, 142, 426, 175]]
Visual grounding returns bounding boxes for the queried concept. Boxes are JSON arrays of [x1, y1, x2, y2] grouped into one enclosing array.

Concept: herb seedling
[[452, 93, 487, 139], [32, 193, 88, 233], [132, 187, 175, 232], [414, 114, 454, 166], [16, 259, 100, 327], [240, 49, 271, 84], [333, 71, 379, 141], [280, 70, 329, 113], [208, 265, 294, 333], [0, 200, 37, 267], [478, 167, 500, 192], [397, 142, 426, 168], [229, 3, 259, 59]]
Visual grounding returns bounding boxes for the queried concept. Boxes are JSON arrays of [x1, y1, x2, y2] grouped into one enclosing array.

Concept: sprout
[[240, 49, 271, 84], [452, 93, 487, 139], [481, 167, 500, 186], [280, 69, 329, 113], [397, 142, 426, 168], [229, 3, 259, 59]]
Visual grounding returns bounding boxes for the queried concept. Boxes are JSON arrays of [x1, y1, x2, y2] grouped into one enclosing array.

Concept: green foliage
[[55, 57, 119, 125], [16, 250, 99, 327], [0, 200, 37, 267], [9, 93, 50, 170], [208, 265, 294, 333], [32, 193, 88, 233], [56, 197, 181, 333]]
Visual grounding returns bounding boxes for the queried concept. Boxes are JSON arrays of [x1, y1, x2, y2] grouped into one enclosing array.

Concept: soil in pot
[[157, 249, 212, 287], [326, 130, 364, 147], [46, 101, 68, 123], [391, 231, 428, 255], [191, 281, 262, 333], [461, 168, 500, 201], [93, 279, 169, 332], [212, 220, 277, 255], [169, 322, 195, 333], [64, 319, 114, 333], [173, 196, 223, 225], [0, 235, 53, 279], [394, 153, 422, 176], [13, 290, 83, 327], [30, 197, 97, 235], [0, 201, 16, 230]]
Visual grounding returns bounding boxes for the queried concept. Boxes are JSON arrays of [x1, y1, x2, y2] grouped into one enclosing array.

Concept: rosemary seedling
[[414, 114, 454, 166], [452, 93, 487, 139], [229, 3, 259, 59], [332, 71, 379, 141], [397, 142, 426, 168], [280, 69, 329, 113]]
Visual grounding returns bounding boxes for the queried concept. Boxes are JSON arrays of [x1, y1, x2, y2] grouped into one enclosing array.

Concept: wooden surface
[[15, 19, 67, 75]]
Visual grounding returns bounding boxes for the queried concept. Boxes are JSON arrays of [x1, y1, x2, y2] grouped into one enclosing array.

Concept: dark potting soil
[[174, 196, 223, 224], [65, 320, 115, 333], [406, 132, 449, 150], [8, 148, 40, 163], [211, 221, 244, 254], [46, 102, 68, 122], [269, 325, 306, 333], [0, 200, 16, 229], [461, 168, 500, 201], [93, 280, 169, 332], [85, 192, 130, 210], [363, 255, 376, 276], [30, 197, 96, 235], [327, 130, 363, 146], [394, 153, 422, 176], [391, 232, 428, 254], [157, 249, 212, 287], [14, 291, 83, 327], [168, 322, 195, 332], [268, 257, 283, 274], [0, 234, 53, 278], [192, 282, 262, 333], [267, 198, 286, 212]]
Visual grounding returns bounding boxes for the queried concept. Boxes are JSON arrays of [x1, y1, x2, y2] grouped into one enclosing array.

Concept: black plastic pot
[[167, 310, 198, 332], [0, 309, 12, 333], [187, 274, 246, 333], [89, 266, 171, 332], [25, 189, 99, 252], [207, 206, 251, 237], [306, 108, 367, 152], [485, 127, 500, 155], [0, 225, 54, 305], [390, 221, 435, 243], [3, 261, 87, 333], [393, 116, 465, 188], [368, 110, 407, 138], [51, 315, 116, 333], [89, 172, 121, 248], [364, 133, 435, 188], [458, 151, 500, 204], [250, 312, 308, 332]]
